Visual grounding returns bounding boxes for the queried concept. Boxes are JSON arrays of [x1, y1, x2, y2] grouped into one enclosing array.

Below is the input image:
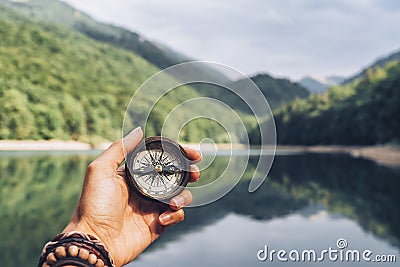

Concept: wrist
[[63, 220, 115, 258], [38, 231, 115, 267]]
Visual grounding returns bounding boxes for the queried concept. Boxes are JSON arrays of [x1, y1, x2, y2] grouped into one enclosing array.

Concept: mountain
[[298, 76, 328, 94], [0, 4, 310, 144], [0, 5, 229, 142], [299, 75, 345, 94], [269, 55, 400, 145], [230, 73, 310, 111], [247, 74, 310, 110], [0, 0, 231, 84], [343, 48, 400, 84], [326, 75, 346, 84], [191, 73, 309, 118]]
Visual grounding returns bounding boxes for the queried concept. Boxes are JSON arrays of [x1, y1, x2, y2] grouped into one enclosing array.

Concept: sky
[[64, 0, 400, 80]]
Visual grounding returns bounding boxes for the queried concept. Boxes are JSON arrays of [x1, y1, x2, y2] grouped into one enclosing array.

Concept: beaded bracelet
[[38, 231, 116, 267]]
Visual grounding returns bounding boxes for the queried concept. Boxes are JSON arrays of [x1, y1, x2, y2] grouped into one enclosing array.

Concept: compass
[[125, 136, 190, 201]]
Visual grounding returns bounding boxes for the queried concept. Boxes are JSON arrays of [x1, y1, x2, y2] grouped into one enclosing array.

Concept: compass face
[[125, 136, 190, 201]]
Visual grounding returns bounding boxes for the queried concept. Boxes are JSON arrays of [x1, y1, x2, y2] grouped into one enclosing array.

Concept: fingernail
[[172, 195, 185, 209], [128, 127, 142, 137], [192, 165, 200, 174], [124, 127, 143, 149], [159, 213, 172, 225]]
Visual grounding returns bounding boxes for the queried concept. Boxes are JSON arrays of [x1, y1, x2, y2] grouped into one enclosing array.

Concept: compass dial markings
[[148, 150, 157, 165], [144, 175, 152, 184], [158, 150, 164, 162], [127, 138, 189, 200], [142, 155, 152, 165]]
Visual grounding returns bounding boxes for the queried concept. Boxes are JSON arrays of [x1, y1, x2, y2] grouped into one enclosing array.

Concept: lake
[[1, 151, 399, 266]]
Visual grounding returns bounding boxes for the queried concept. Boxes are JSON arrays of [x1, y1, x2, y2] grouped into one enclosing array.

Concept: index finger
[[183, 147, 202, 163]]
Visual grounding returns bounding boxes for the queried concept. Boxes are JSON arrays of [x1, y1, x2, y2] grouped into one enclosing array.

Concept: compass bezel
[[125, 136, 190, 202]]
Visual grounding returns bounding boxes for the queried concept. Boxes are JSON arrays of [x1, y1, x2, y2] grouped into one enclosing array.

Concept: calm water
[[0, 151, 399, 266]]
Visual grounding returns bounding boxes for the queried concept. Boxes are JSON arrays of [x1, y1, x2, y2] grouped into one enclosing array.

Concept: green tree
[[0, 89, 35, 139]]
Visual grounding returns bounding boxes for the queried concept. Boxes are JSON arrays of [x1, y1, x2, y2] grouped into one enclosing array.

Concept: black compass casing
[[125, 136, 190, 202]]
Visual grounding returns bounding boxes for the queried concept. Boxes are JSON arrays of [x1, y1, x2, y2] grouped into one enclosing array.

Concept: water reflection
[[0, 152, 399, 266], [135, 153, 400, 266], [0, 153, 95, 267], [134, 211, 400, 267]]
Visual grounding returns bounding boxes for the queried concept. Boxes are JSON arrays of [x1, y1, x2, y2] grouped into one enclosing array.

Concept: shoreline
[[0, 140, 399, 167], [0, 140, 111, 151], [275, 145, 400, 167]]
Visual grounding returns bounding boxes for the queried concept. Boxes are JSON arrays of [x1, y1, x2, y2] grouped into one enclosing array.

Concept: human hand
[[63, 127, 201, 267]]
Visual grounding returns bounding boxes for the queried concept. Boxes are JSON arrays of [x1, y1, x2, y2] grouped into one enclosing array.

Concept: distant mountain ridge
[[299, 49, 400, 93], [270, 51, 400, 145], [0, 0, 231, 84], [299, 75, 345, 94], [235, 73, 310, 110], [195, 73, 310, 115]]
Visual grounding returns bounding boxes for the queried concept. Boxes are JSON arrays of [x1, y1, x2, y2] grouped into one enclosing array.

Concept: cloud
[[64, 0, 400, 80], [373, 0, 400, 11]]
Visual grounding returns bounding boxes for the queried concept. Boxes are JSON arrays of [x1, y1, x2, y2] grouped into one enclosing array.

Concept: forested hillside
[[0, 0, 230, 84], [0, 6, 214, 142], [0, 5, 311, 144], [343, 49, 400, 85], [270, 60, 400, 145]]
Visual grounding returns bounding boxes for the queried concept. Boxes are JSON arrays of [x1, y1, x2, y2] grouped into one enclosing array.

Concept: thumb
[[98, 127, 143, 169]]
